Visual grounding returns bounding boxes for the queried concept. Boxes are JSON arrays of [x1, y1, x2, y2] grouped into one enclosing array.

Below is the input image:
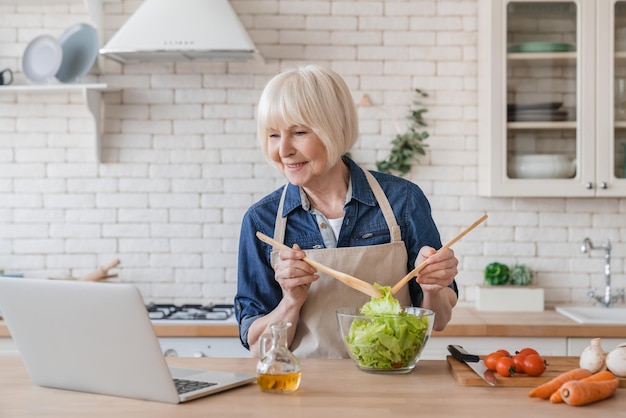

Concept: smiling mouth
[[285, 162, 307, 169]]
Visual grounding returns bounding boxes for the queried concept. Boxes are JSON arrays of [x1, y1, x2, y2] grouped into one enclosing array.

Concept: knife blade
[[447, 344, 497, 386]]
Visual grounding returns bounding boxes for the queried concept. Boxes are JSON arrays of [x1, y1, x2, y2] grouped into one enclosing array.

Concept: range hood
[[99, 0, 258, 63]]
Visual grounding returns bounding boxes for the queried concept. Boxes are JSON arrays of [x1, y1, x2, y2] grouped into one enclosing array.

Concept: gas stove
[[145, 303, 246, 357], [146, 303, 235, 321]]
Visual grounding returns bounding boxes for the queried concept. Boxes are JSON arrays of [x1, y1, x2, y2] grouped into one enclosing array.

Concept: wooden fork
[[256, 232, 381, 298]]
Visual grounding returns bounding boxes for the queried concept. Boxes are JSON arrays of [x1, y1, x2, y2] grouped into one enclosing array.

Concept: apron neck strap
[[274, 168, 401, 243], [274, 185, 289, 244], [362, 170, 402, 242]]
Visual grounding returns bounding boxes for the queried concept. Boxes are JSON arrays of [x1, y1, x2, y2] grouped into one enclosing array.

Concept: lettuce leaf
[[359, 283, 403, 316], [346, 284, 430, 370]]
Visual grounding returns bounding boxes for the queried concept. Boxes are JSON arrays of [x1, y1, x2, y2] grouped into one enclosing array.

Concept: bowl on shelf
[[22, 34, 63, 84], [336, 307, 434, 374], [55, 23, 99, 83], [508, 154, 576, 179]]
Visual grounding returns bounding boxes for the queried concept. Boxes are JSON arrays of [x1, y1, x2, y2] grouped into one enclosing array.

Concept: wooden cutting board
[[447, 355, 626, 388]]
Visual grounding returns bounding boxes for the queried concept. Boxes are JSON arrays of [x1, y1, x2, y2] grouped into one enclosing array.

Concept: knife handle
[[447, 344, 480, 363]]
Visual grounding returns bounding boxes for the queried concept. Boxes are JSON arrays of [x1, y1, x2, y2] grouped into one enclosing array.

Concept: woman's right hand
[[273, 244, 319, 305]]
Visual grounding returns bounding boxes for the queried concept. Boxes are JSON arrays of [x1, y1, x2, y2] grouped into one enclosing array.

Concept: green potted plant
[[376, 88, 429, 177]]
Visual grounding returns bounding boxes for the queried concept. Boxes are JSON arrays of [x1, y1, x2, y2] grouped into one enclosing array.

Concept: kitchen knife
[[447, 345, 497, 386]]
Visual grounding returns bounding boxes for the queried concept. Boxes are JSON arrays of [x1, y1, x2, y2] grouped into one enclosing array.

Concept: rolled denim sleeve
[[237, 313, 262, 351], [234, 197, 283, 349]]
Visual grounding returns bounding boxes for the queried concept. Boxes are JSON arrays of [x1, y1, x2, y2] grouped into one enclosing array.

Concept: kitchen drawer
[[157, 337, 252, 358], [567, 337, 625, 356]]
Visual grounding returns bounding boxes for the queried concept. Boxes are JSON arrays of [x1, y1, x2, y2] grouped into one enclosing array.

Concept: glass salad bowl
[[336, 306, 434, 374]]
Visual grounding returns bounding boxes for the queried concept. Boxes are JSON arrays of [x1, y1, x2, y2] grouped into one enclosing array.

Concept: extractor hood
[[99, 0, 258, 63]]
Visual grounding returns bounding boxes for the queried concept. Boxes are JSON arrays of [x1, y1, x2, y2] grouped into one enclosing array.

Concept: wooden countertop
[[0, 319, 240, 338], [434, 307, 626, 338], [1, 356, 625, 417], [1, 307, 625, 339]]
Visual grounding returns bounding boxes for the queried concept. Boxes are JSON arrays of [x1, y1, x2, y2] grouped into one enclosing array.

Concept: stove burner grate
[[146, 303, 234, 321]]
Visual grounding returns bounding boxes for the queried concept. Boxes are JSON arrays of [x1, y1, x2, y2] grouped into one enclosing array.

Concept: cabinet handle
[[585, 182, 593, 189], [164, 349, 178, 357], [600, 182, 608, 189]]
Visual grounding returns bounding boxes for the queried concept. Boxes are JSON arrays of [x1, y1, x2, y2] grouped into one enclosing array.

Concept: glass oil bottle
[[256, 322, 301, 393]]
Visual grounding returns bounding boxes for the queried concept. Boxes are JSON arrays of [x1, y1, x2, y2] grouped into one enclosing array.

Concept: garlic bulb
[[606, 343, 626, 377], [579, 338, 607, 373]]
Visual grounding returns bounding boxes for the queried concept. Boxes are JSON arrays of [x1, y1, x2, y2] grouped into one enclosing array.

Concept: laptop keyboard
[[173, 378, 217, 394]]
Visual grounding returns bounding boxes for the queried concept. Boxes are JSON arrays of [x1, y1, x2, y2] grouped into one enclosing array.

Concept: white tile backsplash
[[0, 0, 624, 306]]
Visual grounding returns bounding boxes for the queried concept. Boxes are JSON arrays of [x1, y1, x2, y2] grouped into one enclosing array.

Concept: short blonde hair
[[256, 65, 358, 169]]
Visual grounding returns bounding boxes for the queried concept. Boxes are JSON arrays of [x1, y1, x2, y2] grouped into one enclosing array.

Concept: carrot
[[549, 370, 616, 403], [528, 368, 592, 399], [560, 377, 619, 406]]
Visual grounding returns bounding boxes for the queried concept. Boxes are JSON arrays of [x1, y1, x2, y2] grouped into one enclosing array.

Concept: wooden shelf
[[507, 121, 577, 130], [507, 51, 577, 60]]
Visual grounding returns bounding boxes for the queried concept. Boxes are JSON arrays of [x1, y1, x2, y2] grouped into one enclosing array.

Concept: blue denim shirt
[[234, 157, 458, 349]]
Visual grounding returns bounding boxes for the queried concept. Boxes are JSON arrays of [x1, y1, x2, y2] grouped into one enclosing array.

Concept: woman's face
[[267, 125, 330, 188]]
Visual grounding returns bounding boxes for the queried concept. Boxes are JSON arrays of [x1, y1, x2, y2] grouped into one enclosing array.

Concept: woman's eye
[[269, 133, 280, 139], [295, 130, 308, 136]]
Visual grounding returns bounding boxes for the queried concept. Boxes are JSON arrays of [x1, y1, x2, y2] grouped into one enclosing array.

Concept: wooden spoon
[[80, 259, 121, 282], [390, 214, 488, 295], [255, 232, 382, 298]]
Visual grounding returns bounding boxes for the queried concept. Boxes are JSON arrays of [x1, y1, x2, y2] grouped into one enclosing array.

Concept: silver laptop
[[0, 277, 255, 404]]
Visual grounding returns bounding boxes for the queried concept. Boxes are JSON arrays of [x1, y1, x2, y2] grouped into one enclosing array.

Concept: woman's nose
[[278, 137, 295, 158]]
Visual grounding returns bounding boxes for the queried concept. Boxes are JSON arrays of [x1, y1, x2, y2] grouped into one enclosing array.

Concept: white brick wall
[[0, 0, 624, 307]]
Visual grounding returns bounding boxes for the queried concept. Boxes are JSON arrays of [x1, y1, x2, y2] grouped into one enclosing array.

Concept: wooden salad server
[[256, 232, 381, 298], [390, 214, 488, 295]]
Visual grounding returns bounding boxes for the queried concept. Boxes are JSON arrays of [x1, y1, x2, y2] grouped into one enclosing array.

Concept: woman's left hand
[[414, 246, 458, 331], [414, 246, 458, 291]]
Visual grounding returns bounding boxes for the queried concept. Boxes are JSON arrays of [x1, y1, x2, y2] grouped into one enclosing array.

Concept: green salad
[[345, 284, 431, 369]]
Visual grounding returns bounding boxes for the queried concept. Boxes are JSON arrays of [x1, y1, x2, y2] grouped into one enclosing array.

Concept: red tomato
[[496, 356, 516, 377], [522, 354, 546, 377], [485, 352, 505, 371], [496, 349, 511, 357], [517, 347, 539, 357], [512, 354, 527, 373]]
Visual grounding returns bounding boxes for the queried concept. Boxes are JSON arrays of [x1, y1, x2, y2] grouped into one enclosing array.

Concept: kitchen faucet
[[580, 237, 625, 307]]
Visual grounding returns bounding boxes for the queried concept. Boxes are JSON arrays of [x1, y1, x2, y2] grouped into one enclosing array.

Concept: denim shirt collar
[[280, 157, 378, 218]]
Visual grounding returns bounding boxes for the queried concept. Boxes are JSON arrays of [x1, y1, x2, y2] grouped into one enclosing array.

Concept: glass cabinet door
[[506, 2, 578, 181], [594, 0, 626, 196], [478, 0, 596, 197], [617, 2, 626, 179]]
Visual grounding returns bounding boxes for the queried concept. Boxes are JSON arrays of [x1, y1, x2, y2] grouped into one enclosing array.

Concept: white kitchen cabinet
[[479, 0, 626, 197], [567, 337, 625, 356], [0, 338, 18, 355], [0, 335, 252, 357], [0, 332, 251, 357], [424, 336, 567, 360], [157, 337, 252, 358]]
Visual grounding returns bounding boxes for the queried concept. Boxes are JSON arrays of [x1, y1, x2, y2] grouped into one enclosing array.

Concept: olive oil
[[257, 371, 301, 393], [256, 322, 301, 394]]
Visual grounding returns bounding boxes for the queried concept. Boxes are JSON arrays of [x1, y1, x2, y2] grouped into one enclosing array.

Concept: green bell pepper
[[484, 262, 509, 285]]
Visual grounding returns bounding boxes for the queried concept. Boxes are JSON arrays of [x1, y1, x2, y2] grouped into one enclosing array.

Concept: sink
[[555, 306, 626, 324]]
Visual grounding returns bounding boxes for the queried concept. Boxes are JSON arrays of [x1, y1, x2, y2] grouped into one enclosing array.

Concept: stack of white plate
[[508, 154, 576, 179], [22, 23, 99, 84]]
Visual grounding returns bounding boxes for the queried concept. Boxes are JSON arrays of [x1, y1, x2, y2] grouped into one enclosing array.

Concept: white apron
[[270, 170, 411, 358]]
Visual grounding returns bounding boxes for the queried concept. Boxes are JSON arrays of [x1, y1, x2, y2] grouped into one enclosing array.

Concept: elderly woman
[[235, 65, 458, 358]]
